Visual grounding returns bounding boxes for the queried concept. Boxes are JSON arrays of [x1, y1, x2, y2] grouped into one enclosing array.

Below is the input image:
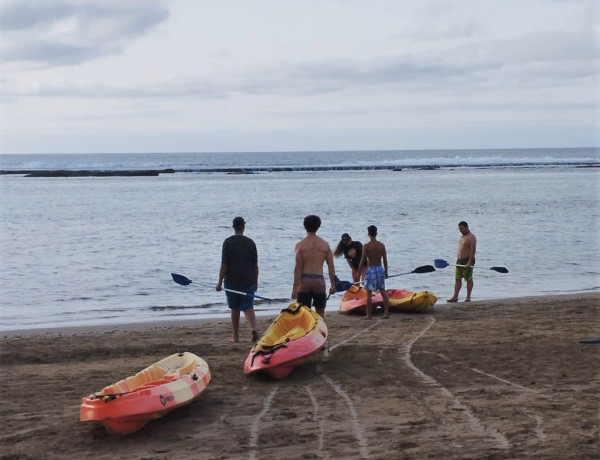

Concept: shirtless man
[[356, 225, 390, 319], [447, 221, 477, 303], [292, 215, 336, 318]]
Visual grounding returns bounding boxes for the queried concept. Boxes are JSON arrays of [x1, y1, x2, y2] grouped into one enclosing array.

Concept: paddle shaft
[[172, 273, 273, 301], [214, 284, 273, 301], [453, 264, 507, 273]]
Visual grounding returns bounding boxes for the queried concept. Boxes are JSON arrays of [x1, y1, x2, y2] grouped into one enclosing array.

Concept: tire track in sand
[[248, 386, 278, 460], [401, 316, 510, 450]]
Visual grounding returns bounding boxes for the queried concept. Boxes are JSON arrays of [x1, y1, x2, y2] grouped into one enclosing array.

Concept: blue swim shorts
[[224, 283, 257, 311], [364, 265, 386, 291]]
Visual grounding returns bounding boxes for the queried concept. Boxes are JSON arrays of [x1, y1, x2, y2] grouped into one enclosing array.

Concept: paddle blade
[[334, 275, 352, 291], [336, 280, 353, 291], [171, 273, 192, 286], [490, 266, 509, 273], [413, 265, 436, 274], [434, 259, 450, 269]]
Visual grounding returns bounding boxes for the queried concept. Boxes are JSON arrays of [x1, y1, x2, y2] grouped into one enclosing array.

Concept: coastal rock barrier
[[0, 169, 176, 177]]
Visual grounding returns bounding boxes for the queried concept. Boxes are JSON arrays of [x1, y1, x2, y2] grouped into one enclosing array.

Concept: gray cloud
[[0, 0, 169, 66]]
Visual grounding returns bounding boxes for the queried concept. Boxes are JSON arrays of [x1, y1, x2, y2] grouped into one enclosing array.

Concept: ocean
[[1, 148, 599, 331]]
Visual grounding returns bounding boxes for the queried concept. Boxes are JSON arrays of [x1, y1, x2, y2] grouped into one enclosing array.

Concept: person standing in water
[[292, 215, 336, 318], [216, 216, 259, 342], [357, 225, 390, 319], [447, 221, 477, 303]]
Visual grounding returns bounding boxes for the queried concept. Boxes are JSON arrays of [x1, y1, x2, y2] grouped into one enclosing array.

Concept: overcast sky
[[1, 0, 598, 154]]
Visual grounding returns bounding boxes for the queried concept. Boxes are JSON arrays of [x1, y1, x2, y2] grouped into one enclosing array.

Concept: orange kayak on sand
[[80, 352, 210, 435], [339, 285, 437, 315], [244, 302, 328, 379]]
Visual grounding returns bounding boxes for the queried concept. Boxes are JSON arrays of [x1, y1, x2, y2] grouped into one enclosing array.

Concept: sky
[[0, 0, 598, 154]]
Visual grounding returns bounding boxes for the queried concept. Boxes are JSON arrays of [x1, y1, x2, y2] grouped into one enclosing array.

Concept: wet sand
[[1, 292, 598, 459]]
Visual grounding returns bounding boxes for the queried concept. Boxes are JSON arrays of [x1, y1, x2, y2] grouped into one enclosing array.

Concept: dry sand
[[1, 292, 598, 459]]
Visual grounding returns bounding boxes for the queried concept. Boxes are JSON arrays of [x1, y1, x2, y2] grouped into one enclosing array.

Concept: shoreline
[[1, 292, 598, 459], [2, 292, 597, 339]]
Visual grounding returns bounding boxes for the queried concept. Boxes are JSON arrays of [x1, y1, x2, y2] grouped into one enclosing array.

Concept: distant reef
[[0, 169, 176, 177]]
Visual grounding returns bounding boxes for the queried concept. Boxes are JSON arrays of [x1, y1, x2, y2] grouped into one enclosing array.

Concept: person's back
[[292, 215, 336, 318], [363, 239, 386, 267], [296, 234, 331, 275], [222, 234, 257, 288]]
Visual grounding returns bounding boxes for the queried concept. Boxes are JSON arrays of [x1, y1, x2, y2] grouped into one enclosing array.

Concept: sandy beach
[[1, 292, 598, 459]]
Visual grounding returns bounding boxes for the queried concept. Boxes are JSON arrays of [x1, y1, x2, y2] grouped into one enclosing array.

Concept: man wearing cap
[[216, 217, 259, 342], [333, 233, 364, 283]]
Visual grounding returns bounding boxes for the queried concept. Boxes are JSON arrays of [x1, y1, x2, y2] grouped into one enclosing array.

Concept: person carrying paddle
[[292, 215, 336, 318], [356, 225, 390, 319], [333, 233, 365, 283], [447, 221, 477, 303], [216, 216, 259, 342]]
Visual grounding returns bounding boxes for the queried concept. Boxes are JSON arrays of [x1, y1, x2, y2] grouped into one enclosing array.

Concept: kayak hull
[[340, 285, 437, 314], [80, 352, 210, 435], [244, 302, 327, 379]]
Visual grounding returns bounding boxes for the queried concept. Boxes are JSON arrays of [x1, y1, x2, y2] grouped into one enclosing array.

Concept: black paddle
[[434, 259, 509, 273], [387, 264, 436, 279], [334, 265, 436, 288], [171, 273, 274, 301]]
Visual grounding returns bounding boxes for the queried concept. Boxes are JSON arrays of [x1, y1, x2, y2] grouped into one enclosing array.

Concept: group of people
[[216, 215, 476, 342]]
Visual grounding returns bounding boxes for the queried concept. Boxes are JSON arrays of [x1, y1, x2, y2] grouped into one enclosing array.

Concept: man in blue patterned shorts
[[357, 225, 390, 319]]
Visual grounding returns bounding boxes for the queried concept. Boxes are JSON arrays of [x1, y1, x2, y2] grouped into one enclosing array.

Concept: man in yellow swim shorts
[[447, 221, 477, 303]]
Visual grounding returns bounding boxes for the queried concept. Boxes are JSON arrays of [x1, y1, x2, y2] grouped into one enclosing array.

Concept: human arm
[[466, 234, 477, 268], [291, 244, 302, 298], [216, 262, 226, 291], [356, 246, 367, 276], [382, 245, 388, 278], [253, 242, 259, 290], [325, 247, 336, 294], [216, 241, 227, 291]]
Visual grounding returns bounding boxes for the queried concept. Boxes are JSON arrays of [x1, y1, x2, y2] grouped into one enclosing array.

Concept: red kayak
[[244, 302, 327, 379], [81, 352, 210, 435]]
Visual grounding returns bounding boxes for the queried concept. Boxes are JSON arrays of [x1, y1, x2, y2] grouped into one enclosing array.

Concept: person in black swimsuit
[[333, 233, 364, 283]]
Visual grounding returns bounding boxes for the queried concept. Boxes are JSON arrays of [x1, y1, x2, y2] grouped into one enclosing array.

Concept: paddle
[[333, 265, 436, 290], [387, 264, 436, 279], [171, 273, 274, 301], [434, 259, 509, 273]]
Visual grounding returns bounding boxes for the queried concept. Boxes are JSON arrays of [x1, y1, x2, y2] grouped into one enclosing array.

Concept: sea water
[[1, 149, 598, 330]]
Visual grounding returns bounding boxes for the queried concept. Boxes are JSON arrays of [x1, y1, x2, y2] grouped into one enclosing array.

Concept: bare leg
[[316, 306, 325, 319], [448, 279, 461, 302], [243, 308, 258, 341], [365, 290, 373, 319], [380, 289, 390, 318], [465, 280, 473, 302], [351, 267, 359, 283], [230, 309, 240, 342]]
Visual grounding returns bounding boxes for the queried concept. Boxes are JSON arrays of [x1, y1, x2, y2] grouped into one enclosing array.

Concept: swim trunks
[[455, 257, 475, 282], [297, 274, 327, 310], [224, 282, 257, 312], [364, 265, 386, 291]]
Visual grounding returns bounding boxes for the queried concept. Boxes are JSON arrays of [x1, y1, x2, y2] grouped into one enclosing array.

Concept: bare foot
[[382, 315, 389, 319], [363, 316, 372, 320], [251, 330, 259, 342], [464, 299, 471, 302], [230, 336, 239, 343], [447, 298, 458, 303]]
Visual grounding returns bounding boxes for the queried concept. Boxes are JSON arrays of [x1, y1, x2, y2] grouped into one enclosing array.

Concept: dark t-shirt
[[344, 241, 363, 269], [221, 235, 257, 288]]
